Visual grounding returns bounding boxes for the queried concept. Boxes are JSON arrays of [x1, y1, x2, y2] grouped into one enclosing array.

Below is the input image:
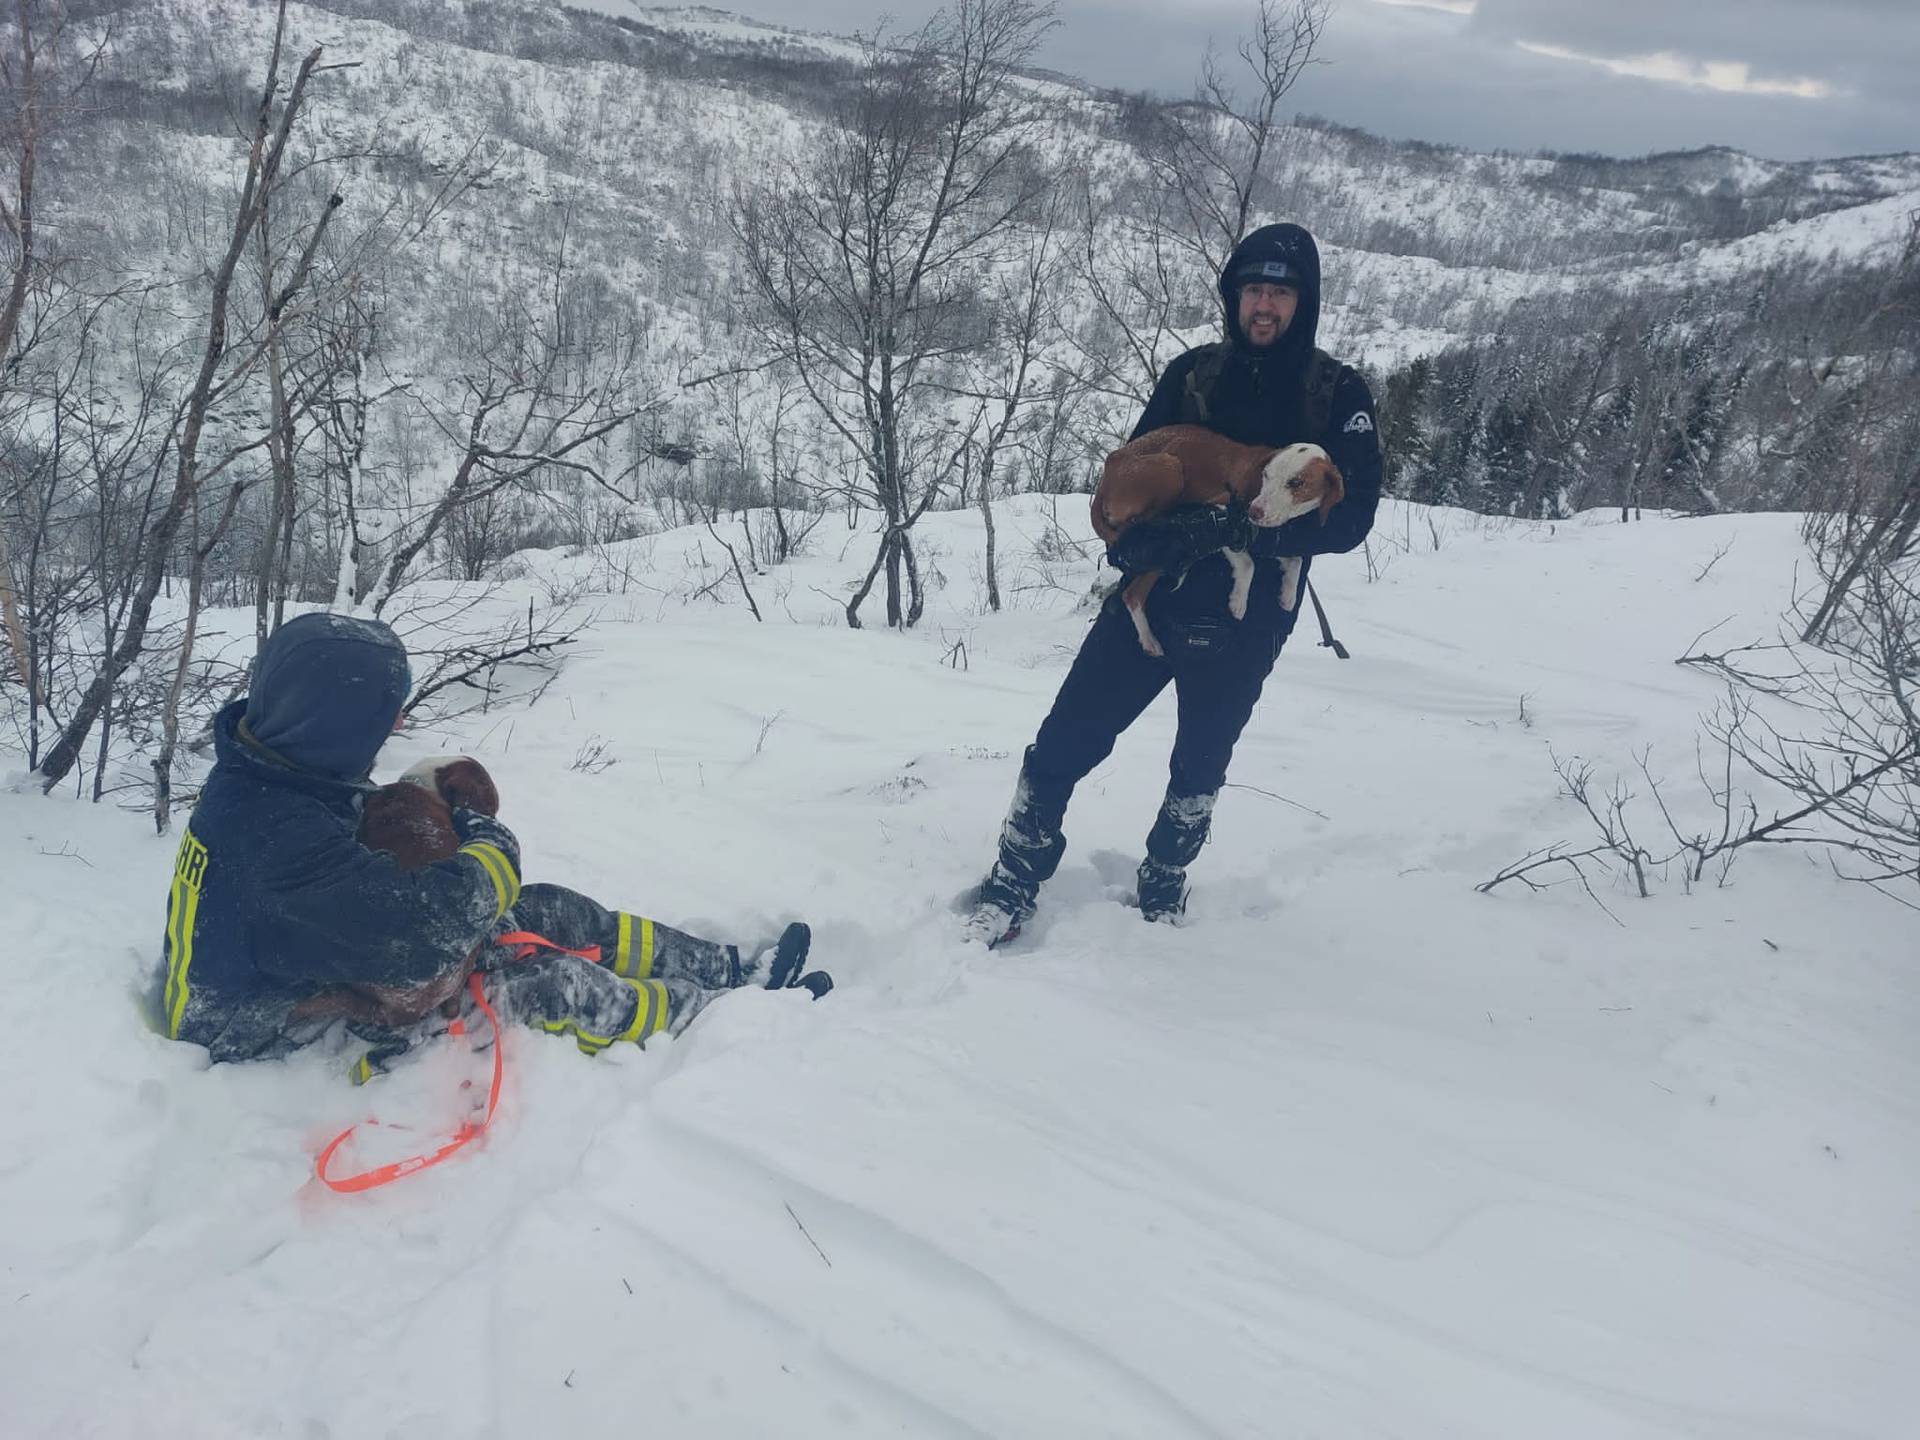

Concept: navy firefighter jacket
[[157, 615, 514, 1062], [1128, 222, 1384, 640]]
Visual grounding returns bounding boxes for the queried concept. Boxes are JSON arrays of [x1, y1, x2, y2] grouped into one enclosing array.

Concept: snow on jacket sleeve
[[255, 800, 514, 990], [1253, 366, 1383, 559]]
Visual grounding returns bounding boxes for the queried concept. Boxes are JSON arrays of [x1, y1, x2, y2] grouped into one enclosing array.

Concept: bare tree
[[1151, 0, 1330, 275], [731, 0, 1055, 628], [0, 0, 104, 709], [1794, 216, 1920, 645], [1066, 0, 1329, 413], [37, 0, 341, 793], [365, 239, 659, 616], [943, 188, 1072, 611]]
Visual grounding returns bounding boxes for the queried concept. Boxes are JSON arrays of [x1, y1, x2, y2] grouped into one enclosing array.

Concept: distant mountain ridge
[[61, 0, 1919, 367], [34, 0, 1918, 532]]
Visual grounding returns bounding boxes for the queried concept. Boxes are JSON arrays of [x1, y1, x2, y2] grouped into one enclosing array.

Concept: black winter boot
[[732, 921, 832, 998], [964, 762, 1070, 946], [1137, 787, 1218, 923], [762, 921, 811, 989], [965, 862, 1037, 947], [1136, 858, 1189, 923]]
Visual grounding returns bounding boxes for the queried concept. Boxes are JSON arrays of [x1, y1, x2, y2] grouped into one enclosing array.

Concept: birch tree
[[732, 0, 1055, 628]]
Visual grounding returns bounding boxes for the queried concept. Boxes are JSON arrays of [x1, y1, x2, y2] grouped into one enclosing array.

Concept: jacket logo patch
[[1342, 411, 1374, 435]]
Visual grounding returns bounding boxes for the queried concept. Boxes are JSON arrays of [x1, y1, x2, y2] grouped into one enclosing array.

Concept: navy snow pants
[[982, 596, 1283, 918]]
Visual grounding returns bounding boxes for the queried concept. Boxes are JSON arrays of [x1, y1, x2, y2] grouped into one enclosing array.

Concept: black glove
[[1107, 504, 1254, 577], [452, 807, 521, 880]]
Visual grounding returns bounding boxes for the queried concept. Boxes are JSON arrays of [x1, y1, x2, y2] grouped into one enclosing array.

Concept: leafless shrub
[[1692, 538, 1735, 582], [569, 734, 615, 774], [394, 594, 589, 726]]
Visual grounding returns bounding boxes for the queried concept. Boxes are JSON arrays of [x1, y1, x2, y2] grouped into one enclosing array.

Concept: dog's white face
[[1247, 443, 1336, 526]]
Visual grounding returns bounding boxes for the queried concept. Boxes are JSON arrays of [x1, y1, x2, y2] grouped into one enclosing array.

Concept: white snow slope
[[2, 499, 1916, 1438]]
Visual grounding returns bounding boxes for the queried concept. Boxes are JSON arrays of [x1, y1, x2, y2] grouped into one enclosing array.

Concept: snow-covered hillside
[[2, 501, 1914, 1437], [62, 0, 1920, 386]]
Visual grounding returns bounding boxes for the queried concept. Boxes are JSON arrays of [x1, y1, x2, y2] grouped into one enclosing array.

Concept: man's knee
[[1027, 713, 1116, 792], [1168, 743, 1236, 798]]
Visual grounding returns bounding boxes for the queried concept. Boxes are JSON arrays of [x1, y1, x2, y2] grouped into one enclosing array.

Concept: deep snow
[[2, 497, 1916, 1438]]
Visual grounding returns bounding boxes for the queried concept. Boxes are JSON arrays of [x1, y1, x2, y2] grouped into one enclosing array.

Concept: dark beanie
[[243, 613, 411, 779], [1218, 222, 1322, 360]]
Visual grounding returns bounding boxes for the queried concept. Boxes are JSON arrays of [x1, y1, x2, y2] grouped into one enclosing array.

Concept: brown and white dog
[[291, 755, 502, 1030], [1091, 424, 1344, 657]]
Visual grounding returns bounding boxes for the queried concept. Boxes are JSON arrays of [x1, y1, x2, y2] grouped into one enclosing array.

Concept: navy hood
[[242, 613, 410, 779], [1218, 222, 1321, 365]]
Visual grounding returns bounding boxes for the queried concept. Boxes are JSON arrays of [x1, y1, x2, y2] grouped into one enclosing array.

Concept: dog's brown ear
[[1317, 460, 1346, 523]]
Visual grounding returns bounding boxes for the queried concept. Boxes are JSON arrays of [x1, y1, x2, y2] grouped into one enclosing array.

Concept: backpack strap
[[1178, 343, 1230, 427], [1302, 348, 1343, 441], [1305, 576, 1350, 660]]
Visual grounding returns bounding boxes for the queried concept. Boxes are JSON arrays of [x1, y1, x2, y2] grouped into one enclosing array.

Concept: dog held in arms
[[1091, 424, 1344, 657], [290, 756, 501, 1030]]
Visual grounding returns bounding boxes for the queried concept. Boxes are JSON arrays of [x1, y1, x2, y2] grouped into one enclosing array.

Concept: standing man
[[965, 222, 1382, 942]]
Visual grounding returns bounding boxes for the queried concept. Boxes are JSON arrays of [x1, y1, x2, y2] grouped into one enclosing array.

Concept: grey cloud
[[1049, 0, 1920, 159], [1466, 0, 1920, 82], [614, 1, 1919, 161]]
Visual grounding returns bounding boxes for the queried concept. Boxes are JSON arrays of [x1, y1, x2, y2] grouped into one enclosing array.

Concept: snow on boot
[[1136, 858, 1189, 924], [733, 921, 814, 989], [962, 859, 1038, 948], [962, 900, 1022, 949]]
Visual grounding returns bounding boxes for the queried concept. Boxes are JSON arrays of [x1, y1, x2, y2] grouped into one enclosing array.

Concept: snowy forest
[[1, 0, 1915, 839]]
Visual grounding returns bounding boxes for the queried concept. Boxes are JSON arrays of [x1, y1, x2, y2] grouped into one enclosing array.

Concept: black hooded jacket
[[157, 614, 511, 1062], [1125, 223, 1382, 632]]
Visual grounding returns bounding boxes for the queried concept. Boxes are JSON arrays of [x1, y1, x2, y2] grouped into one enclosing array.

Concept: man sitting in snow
[[966, 222, 1383, 941], [156, 612, 829, 1078]]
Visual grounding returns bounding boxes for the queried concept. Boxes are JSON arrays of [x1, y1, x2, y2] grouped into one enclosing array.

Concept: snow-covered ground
[[2, 498, 1916, 1438]]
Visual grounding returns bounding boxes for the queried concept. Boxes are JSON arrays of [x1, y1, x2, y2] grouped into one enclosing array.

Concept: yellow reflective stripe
[[163, 876, 182, 1030], [618, 917, 664, 990], [611, 914, 656, 979], [473, 841, 520, 910], [533, 977, 673, 1055], [546, 1022, 612, 1052], [461, 844, 507, 914], [164, 830, 209, 1039], [640, 979, 671, 1036], [459, 842, 519, 918], [350, 1055, 375, 1086], [617, 979, 653, 1042], [539, 1018, 612, 1054]]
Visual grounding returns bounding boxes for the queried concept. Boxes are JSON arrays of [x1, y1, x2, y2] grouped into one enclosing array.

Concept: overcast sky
[[632, 0, 1920, 162]]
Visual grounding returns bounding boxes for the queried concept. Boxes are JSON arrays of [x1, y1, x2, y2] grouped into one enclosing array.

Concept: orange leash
[[493, 929, 601, 965], [315, 973, 505, 1194]]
